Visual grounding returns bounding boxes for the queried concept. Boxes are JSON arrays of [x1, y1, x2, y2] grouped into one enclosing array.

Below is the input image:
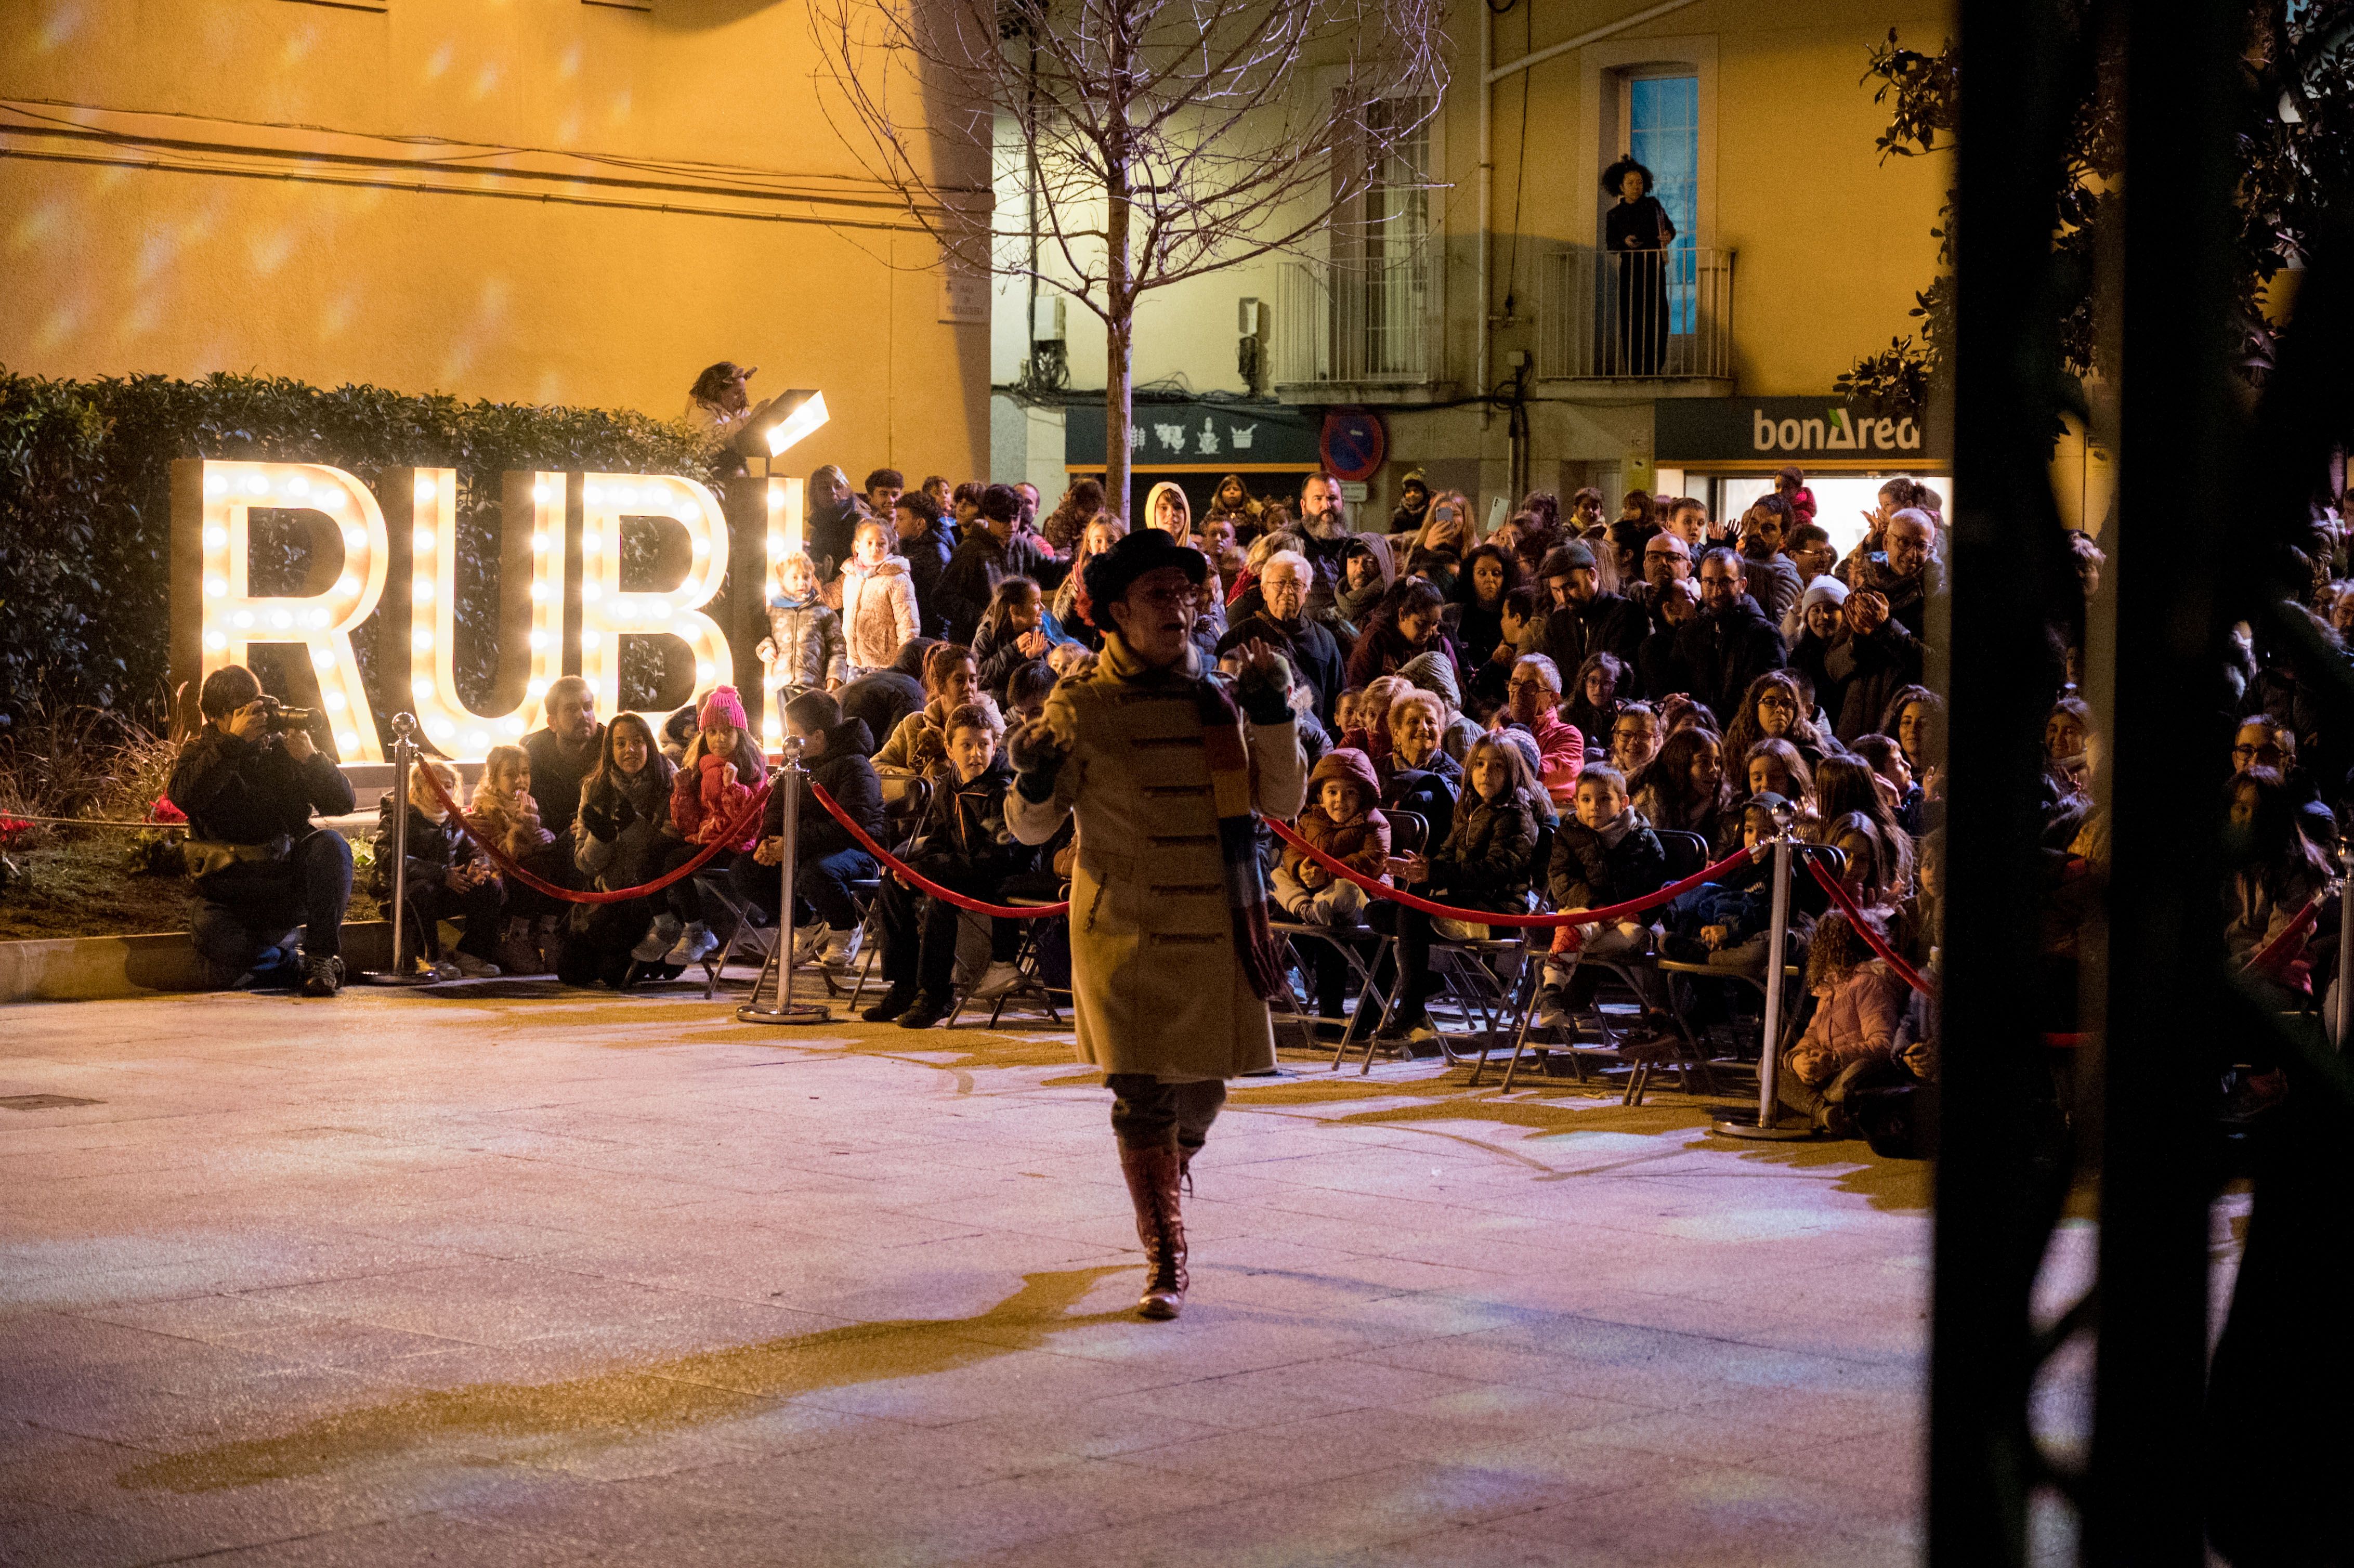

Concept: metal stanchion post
[[739, 736, 829, 1025], [360, 712, 434, 987], [1716, 828, 1813, 1139]]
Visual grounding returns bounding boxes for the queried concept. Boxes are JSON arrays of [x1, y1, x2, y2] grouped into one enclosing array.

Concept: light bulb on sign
[[185, 459, 389, 762], [413, 526, 435, 553]]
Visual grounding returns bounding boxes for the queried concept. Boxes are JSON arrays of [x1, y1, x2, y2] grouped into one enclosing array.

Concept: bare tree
[[813, 0, 1447, 515]]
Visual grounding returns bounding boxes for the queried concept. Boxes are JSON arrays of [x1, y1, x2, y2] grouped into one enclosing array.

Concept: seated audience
[[372, 757, 502, 979], [1537, 764, 1668, 1030], [1496, 654, 1584, 805], [470, 742, 569, 974], [840, 638, 935, 754], [643, 686, 765, 967], [522, 675, 603, 838], [562, 713, 678, 989], [736, 690, 882, 971], [876, 642, 984, 776], [869, 701, 1039, 1029], [971, 577, 1074, 698]]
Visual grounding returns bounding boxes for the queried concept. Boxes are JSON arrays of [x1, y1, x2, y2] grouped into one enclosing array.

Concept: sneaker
[[792, 923, 828, 964], [299, 954, 345, 998], [452, 952, 502, 979], [818, 925, 864, 968], [1534, 988, 1574, 1030], [862, 982, 919, 1023], [970, 960, 1024, 1000], [667, 922, 719, 965], [896, 991, 950, 1029], [633, 915, 682, 964]]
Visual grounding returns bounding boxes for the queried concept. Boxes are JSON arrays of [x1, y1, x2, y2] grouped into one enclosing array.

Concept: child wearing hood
[[760, 550, 849, 698], [1276, 747, 1391, 929]]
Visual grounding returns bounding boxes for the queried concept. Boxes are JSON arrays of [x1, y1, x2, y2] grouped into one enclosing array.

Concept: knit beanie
[[698, 684, 750, 733], [1800, 578, 1850, 611]]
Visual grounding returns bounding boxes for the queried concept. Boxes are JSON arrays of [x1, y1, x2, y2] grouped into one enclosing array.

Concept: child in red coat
[[639, 686, 767, 967]]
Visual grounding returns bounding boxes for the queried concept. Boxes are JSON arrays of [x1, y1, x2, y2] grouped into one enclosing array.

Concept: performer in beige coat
[[1008, 529, 1307, 1318]]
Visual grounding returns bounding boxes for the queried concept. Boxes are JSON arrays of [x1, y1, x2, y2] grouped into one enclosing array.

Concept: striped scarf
[[1195, 676, 1288, 1003]]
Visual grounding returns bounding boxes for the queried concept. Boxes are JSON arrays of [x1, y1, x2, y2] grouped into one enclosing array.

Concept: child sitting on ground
[[374, 759, 503, 979], [1777, 910, 1910, 1135], [1537, 764, 1669, 1031], [870, 701, 1040, 1030], [1275, 748, 1392, 929], [471, 742, 563, 974], [758, 550, 849, 698]]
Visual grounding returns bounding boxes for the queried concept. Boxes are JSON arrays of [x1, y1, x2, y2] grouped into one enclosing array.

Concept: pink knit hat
[[698, 685, 749, 731]]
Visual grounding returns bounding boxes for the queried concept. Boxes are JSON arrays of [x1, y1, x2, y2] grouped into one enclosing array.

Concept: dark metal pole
[[1933, 0, 2083, 1560], [2086, 1, 2239, 1561]]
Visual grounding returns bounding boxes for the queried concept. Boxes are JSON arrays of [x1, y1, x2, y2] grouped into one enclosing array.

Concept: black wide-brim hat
[[1079, 527, 1208, 633]]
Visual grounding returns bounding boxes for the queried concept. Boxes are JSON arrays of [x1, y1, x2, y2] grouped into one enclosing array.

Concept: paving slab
[[0, 982, 1955, 1565]]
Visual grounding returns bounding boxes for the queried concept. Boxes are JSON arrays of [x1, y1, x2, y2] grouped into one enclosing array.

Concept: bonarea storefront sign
[[1655, 396, 1950, 467]]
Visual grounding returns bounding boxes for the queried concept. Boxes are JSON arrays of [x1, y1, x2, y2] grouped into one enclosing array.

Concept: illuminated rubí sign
[[169, 459, 811, 763]]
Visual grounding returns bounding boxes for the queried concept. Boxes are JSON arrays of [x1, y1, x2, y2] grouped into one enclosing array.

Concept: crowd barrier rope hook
[[740, 740, 829, 1025]]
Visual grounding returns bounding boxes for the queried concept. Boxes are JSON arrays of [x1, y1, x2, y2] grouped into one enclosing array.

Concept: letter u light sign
[[171, 458, 812, 763]]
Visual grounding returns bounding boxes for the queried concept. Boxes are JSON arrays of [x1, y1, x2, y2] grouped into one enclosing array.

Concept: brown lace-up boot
[[1118, 1143, 1187, 1319]]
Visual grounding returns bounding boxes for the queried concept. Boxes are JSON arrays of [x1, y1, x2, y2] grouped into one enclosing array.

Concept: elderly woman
[[1380, 687, 1463, 845], [1008, 530, 1306, 1320]]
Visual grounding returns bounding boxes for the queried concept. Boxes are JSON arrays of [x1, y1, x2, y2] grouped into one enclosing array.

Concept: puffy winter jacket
[[1670, 594, 1788, 726], [1423, 794, 1541, 912], [1788, 962, 1910, 1086], [836, 558, 919, 674], [764, 591, 849, 692], [760, 720, 882, 863], [1549, 812, 1668, 917]]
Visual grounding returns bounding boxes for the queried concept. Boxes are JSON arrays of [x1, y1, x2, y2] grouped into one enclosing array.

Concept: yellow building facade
[[992, 0, 2117, 542], [1, 0, 990, 483]]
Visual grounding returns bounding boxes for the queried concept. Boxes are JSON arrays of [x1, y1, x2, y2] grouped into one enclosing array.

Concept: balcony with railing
[[1538, 243, 1734, 389], [1273, 250, 1448, 403]]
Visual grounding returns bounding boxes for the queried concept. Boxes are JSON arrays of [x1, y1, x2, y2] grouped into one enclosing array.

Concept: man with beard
[[521, 676, 604, 837], [1523, 542, 1646, 678], [1294, 473, 1354, 620], [1673, 547, 1789, 725]]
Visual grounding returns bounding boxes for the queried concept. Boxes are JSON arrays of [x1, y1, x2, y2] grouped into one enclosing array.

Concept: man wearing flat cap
[[1006, 529, 1307, 1321]]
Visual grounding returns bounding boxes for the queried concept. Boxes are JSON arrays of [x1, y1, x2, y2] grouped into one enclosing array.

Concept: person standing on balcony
[[1603, 157, 1676, 376]]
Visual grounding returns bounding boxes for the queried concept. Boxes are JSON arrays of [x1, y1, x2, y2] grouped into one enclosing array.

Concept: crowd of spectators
[[182, 454, 2260, 1141]]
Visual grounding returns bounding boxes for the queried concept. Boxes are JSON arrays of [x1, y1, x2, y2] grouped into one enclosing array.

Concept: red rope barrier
[[806, 780, 1071, 919], [1261, 814, 1755, 929], [1804, 856, 1934, 996], [2235, 888, 2326, 982], [412, 761, 769, 906]]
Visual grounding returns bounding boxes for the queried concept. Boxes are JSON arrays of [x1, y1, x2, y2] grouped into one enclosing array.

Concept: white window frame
[[1578, 35, 1716, 250]]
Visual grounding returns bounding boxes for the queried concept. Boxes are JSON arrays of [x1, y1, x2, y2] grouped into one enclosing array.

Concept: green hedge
[[0, 369, 730, 736]]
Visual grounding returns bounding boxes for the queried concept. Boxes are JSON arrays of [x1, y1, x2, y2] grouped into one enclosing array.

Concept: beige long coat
[[1008, 638, 1307, 1079]]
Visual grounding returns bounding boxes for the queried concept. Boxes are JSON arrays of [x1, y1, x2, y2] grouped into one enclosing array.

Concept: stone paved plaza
[[2, 984, 1943, 1566]]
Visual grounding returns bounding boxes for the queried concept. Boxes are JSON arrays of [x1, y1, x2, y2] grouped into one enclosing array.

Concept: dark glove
[[1234, 652, 1296, 727], [1008, 718, 1070, 804]]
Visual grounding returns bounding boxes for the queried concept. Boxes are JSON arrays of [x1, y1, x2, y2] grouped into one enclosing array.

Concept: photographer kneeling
[[167, 666, 357, 996]]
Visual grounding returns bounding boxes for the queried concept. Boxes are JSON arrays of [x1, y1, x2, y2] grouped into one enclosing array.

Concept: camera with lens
[[255, 696, 315, 734]]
